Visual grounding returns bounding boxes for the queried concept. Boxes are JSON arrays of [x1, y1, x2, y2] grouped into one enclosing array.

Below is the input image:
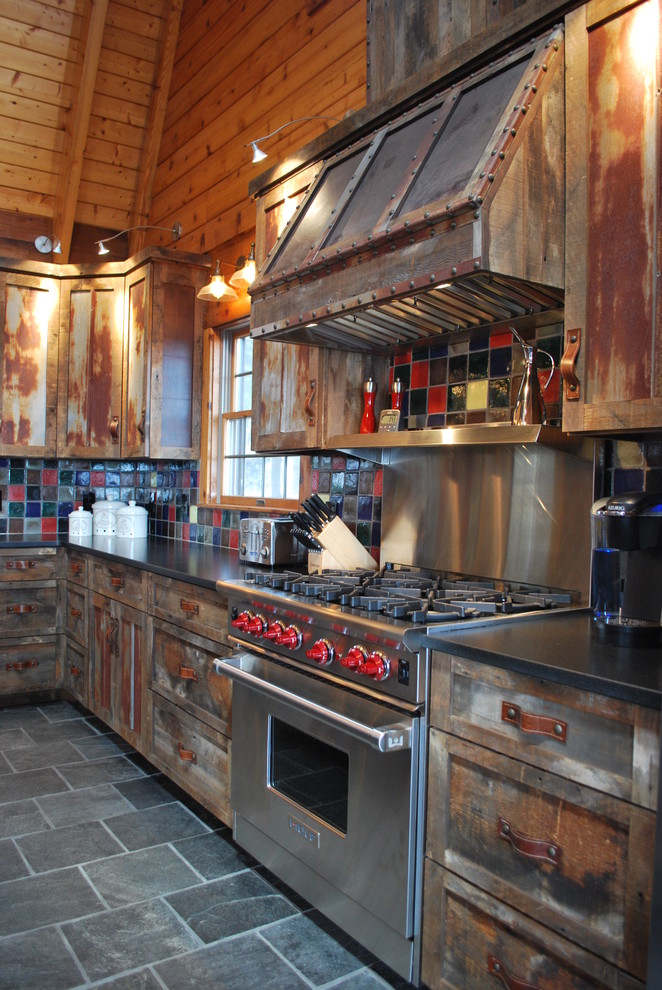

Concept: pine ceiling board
[[84, 136, 142, 169], [0, 138, 63, 173], [74, 201, 132, 230], [77, 176, 135, 209], [102, 23, 160, 61], [0, 40, 79, 85], [0, 184, 55, 216], [0, 16, 80, 59], [87, 111, 148, 146], [0, 68, 74, 104], [92, 70, 154, 107], [0, 162, 57, 195], [0, 107, 68, 147], [0, 0, 81, 35], [80, 157, 138, 190], [105, 1, 162, 40]]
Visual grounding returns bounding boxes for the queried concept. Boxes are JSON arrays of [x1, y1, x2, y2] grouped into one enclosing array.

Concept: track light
[[34, 235, 60, 254], [94, 222, 182, 256], [229, 243, 256, 288], [246, 116, 340, 163], [197, 261, 238, 302]]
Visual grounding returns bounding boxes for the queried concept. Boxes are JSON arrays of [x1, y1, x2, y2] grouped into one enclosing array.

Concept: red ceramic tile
[[213, 509, 223, 527], [8, 485, 25, 501], [90, 471, 105, 486], [182, 470, 191, 488], [41, 469, 57, 485], [410, 362, 429, 389], [169, 505, 176, 522], [490, 331, 513, 348], [428, 385, 447, 414], [182, 523, 190, 541], [332, 455, 346, 470], [41, 517, 57, 534], [229, 528, 239, 549], [373, 469, 383, 496], [311, 469, 319, 493], [394, 349, 412, 366]]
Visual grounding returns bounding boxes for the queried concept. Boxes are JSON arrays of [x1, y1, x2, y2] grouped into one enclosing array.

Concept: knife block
[[313, 516, 378, 571]]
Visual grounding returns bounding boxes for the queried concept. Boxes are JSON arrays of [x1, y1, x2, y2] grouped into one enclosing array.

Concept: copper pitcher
[[510, 327, 555, 425]]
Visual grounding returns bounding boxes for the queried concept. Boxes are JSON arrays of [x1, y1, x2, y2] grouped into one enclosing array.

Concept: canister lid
[[69, 506, 92, 519]]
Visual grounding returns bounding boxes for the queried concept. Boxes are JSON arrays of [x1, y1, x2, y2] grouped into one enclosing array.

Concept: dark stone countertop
[[421, 608, 662, 708]]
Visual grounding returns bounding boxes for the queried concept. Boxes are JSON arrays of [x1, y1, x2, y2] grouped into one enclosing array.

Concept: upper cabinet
[[562, 0, 662, 433], [123, 258, 207, 460], [57, 276, 125, 459], [0, 270, 59, 457]]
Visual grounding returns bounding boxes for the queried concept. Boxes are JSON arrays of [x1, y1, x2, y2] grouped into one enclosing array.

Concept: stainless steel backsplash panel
[[380, 443, 594, 602]]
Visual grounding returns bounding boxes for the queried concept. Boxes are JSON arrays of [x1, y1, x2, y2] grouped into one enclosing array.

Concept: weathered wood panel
[[0, 638, 61, 698], [149, 573, 230, 644]]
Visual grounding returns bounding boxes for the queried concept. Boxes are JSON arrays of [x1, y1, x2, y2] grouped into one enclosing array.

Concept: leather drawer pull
[[501, 701, 567, 743], [560, 327, 581, 402], [488, 954, 542, 990], [6, 660, 39, 670], [111, 577, 125, 588], [7, 604, 38, 614], [71, 562, 83, 574], [180, 599, 199, 615], [70, 608, 82, 618], [498, 816, 561, 867], [178, 663, 198, 681], [70, 665, 81, 677], [178, 742, 197, 763], [6, 559, 36, 570]]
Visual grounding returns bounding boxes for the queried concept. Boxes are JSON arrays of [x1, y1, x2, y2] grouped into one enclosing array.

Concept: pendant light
[[229, 243, 256, 289], [197, 261, 238, 301]]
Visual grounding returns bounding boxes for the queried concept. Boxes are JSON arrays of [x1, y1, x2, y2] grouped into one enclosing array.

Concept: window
[[200, 322, 302, 509]]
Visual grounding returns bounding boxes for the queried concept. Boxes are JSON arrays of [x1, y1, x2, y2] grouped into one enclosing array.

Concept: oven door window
[[269, 717, 349, 834]]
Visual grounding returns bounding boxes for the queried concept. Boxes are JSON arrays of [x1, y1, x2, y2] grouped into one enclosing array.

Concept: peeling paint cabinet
[[0, 271, 60, 457]]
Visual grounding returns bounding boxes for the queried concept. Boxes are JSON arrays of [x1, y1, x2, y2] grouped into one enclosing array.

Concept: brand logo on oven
[[288, 815, 320, 847]]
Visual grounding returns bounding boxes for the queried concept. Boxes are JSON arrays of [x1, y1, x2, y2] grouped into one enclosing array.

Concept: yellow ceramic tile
[[466, 379, 488, 411]]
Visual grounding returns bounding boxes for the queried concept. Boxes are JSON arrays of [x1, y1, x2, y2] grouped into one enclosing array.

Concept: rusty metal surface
[[1, 284, 51, 446]]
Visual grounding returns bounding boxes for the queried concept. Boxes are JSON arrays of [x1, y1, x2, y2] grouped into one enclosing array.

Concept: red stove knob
[[264, 621, 285, 642], [363, 651, 391, 681], [231, 610, 253, 631], [339, 645, 368, 670], [306, 639, 335, 665], [245, 614, 267, 636], [279, 624, 302, 649]]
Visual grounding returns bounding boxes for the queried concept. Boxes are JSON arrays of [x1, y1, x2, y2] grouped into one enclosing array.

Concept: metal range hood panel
[[250, 28, 565, 352]]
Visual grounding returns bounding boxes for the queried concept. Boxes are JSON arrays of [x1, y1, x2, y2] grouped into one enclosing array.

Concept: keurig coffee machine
[[591, 492, 662, 640]]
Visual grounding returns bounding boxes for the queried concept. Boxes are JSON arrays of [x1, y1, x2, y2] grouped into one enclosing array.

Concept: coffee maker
[[590, 492, 662, 639]]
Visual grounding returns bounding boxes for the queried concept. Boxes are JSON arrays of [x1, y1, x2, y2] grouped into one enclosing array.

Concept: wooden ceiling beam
[[128, 0, 184, 255], [52, 0, 109, 263]]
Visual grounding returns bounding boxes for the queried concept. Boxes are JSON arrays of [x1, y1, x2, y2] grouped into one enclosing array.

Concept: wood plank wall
[[150, 0, 367, 323]]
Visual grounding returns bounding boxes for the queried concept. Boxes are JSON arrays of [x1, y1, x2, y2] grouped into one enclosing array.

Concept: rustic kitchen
[[0, 1, 661, 988]]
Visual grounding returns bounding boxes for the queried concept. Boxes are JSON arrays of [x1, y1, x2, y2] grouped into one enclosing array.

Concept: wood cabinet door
[[251, 338, 323, 450], [0, 271, 59, 456], [91, 592, 146, 749], [91, 593, 115, 726], [122, 263, 151, 458], [57, 277, 124, 458], [563, 0, 662, 433]]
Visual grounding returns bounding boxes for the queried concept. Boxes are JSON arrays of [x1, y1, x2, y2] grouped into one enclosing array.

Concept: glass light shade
[[229, 258, 256, 288], [197, 265, 238, 302]]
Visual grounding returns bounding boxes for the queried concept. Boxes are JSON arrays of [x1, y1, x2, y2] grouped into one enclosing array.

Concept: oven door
[[214, 650, 421, 981]]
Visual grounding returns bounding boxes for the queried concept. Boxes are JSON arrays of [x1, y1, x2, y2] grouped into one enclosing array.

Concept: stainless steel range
[[213, 563, 579, 985]]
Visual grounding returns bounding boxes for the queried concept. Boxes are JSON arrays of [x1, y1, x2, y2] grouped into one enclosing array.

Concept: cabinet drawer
[[428, 729, 654, 979], [65, 583, 88, 646], [0, 585, 57, 635], [90, 558, 146, 607], [62, 639, 88, 707], [150, 617, 231, 735], [65, 549, 88, 586], [1, 638, 61, 696], [150, 575, 230, 644], [431, 654, 661, 809], [0, 550, 58, 582], [151, 693, 230, 825], [422, 863, 643, 990]]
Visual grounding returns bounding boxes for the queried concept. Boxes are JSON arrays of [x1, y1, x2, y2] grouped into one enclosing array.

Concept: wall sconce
[[34, 235, 62, 254], [229, 243, 256, 289], [247, 116, 340, 163], [95, 222, 182, 256], [197, 261, 238, 302]]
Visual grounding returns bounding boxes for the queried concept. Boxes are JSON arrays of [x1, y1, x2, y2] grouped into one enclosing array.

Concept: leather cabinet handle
[[109, 415, 120, 442], [560, 328, 581, 402], [178, 742, 197, 764], [488, 954, 542, 990], [6, 560, 36, 570], [501, 701, 567, 743], [178, 663, 198, 681], [7, 604, 37, 614], [137, 408, 146, 439], [106, 616, 119, 656], [70, 665, 81, 677], [498, 816, 561, 868], [70, 608, 82, 618], [180, 599, 199, 615], [6, 660, 39, 670], [71, 562, 83, 575], [111, 577, 125, 588], [304, 380, 316, 426]]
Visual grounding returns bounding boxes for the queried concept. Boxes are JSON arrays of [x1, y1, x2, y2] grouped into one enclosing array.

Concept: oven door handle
[[213, 655, 412, 753]]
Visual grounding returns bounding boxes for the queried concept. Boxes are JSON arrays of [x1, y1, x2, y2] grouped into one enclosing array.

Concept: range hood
[[249, 27, 565, 353]]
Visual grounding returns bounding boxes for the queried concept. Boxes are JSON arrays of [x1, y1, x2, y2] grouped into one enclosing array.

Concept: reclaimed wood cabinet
[[0, 270, 59, 457], [148, 575, 233, 824], [123, 257, 207, 459], [57, 275, 125, 458], [563, 0, 662, 434], [421, 653, 660, 989], [0, 548, 61, 702]]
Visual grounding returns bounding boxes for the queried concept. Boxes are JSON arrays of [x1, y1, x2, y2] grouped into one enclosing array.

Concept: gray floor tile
[[154, 933, 309, 990], [113, 773, 180, 810], [165, 870, 298, 943], [72, 734, 136, 761], [0, 726, 34, 751], [172, 829, 255, 880], [95, 971, 163, 990], [261, 912, 366, 985], [4, 738, 86, 772], [58, 756, 146, 789], [0, 706, 47, 728], [38, 701, 86, 722], [24, 719, 100, 745], [17, 819, 124, 873], [0, 866, 105, 935], [0, 926, 85, 990], [0, 837, 29, 881], [104, 801, 210, 851], [83, 844, 201, 907], [0, 765, 68, 804], [333, 970, 400, 988], [0, 752, 11, 775], [0, 796, 50, 839], [37, 783, 135, 827], [62, 899, 200, 982]]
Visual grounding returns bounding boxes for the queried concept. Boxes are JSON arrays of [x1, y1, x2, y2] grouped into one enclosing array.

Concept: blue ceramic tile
[[409, 388, 427, 416], [429, 342, 448, 358], [372, 522, 381, 546], [344, 472, 358, 494], [75, 471, 90, 487], [106, 472, 120, 487], [489, 347, 512, 377], [427, 413, 446, 427], [331, 472, 345, 494], [59, 502, 74, 517], [26, 486, 40, 500], [25, 502, 41, 518], [357, 496, 373, 521]]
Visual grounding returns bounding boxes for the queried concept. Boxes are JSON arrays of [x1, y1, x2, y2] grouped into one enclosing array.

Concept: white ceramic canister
[[92, 499, 126, 536], [68, 506, 93, 537], [115, 500, 148, 539]]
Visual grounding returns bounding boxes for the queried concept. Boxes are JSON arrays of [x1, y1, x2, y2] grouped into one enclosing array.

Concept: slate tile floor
[[0, 701, 413, 990]]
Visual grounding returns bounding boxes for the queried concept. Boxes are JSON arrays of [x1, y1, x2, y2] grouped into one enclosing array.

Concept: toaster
[[239, 516, 306, 565]]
